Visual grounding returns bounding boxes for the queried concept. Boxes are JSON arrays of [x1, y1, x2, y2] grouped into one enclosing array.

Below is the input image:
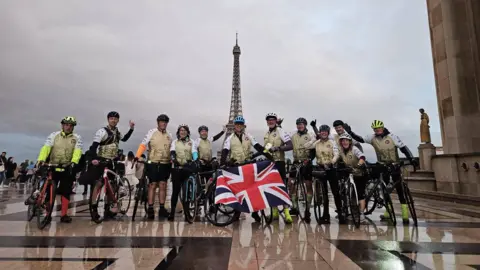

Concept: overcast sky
[[0, 0, 440, 162]]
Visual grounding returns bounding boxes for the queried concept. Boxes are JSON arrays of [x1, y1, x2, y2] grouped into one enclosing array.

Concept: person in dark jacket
[[6, 157, 17, 180]]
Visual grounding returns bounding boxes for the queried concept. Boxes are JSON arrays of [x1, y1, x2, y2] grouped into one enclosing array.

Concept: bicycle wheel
[[313, 180, 324, 224], [382, 185, 397, 226], [348, 183, 360, 228], [403, 182, 418, 226], [183, 177, 198, 224], [132, 178, 146, 221], [364, 179, 378, 215], [115, 177, 132, 215], [37, 180, 57, 230], [261, 208, 273, 224], [204, 180, 237, 227], [295, 178, 308, 221], [89, 183, 106, 224], [27, 178, 41, 221]]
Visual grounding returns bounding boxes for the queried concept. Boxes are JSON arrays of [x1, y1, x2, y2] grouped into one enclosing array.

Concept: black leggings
[[170, 168, 190, 211], [390, 173, 406, 204], [353, 175, 367, 200], [274, 161, 287, 185], [52, 171, 75, 199], [321, 170, 342, 216]]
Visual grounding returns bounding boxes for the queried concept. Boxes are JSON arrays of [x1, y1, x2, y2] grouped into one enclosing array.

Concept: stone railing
[[431, 152, 480, 196]]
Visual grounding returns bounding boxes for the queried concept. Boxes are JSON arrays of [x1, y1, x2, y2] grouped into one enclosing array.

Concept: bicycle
[[364, 161, 417, 226], [173, 161, 201, 224], [337, 166, 362, 228], [204, 152, 274, 227], [131, 160, 149, 221], [362, 162, 397, 226], [312, 167, 328, 224], [24, 164, 68, 229], [289, 161, 311, 222], [89, 159, 132, 224]]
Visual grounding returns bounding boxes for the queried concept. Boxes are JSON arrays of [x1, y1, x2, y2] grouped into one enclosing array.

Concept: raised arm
[[212, 129, 226, 142], [121, 128, 134, 142]]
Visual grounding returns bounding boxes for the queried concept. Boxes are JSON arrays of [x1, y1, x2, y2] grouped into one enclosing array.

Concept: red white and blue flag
[[214, 160, 292, 213]]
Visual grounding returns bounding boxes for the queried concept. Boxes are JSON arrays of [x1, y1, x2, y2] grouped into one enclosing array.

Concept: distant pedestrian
[[0, 152, 7, 187], [6, 157, 17, 180]]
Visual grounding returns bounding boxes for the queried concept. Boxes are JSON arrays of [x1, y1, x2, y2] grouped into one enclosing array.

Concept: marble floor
[[1, 184, 480, 270]]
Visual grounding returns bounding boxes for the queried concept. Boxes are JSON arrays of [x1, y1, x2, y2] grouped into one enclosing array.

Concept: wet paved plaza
[[1, 184, 480, 269]]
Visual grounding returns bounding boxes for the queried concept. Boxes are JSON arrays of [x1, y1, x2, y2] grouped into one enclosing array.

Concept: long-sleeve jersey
[[37, 131, 83, 164]]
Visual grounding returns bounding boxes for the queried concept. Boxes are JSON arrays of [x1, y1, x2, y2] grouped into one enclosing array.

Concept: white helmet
[[265, 113, 278, 120], [339, 133, 352, 141]]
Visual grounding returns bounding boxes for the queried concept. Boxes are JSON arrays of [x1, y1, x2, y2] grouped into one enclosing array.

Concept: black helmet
[[107, 111, 120, 118], [333, 120, 344, 127], [319, 125, 330, 133], [157, 114, 170, 123], [296, 117, 307, 125], [198, 125, 208, 132]]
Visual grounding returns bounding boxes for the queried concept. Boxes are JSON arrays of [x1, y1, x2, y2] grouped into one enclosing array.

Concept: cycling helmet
[[157, 114, 170, 123], [107, 111, 120, 118], [234, 115, 245, 124], [198, 125, 208, 132], [178, 124, 189, 129], [319, 125, 330, 133], [333, 120, 344, 127], [339, 133, 352, 141], [296, 117, 307, 125], [61, 116, 77, 126], [265, 113, 278, 120], [371, 120, 384, 129]]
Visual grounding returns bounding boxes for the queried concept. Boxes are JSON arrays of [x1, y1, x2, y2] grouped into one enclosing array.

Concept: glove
[[269, 146, 279, 153], [69, 163, 76, 175], [410, 159, 418, 167], [310, 119, 317, 127], [343, 123, 352, 133], [194, 159, 202, 168], [276, 118, 283, 128]]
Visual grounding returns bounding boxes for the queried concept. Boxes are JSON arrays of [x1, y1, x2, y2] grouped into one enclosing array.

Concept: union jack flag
[[214, 160, 292, 213]]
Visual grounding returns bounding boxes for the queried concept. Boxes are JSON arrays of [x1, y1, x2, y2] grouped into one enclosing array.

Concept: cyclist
[[169, 124, 200, 221], [220, 115, 270, 222], [307, 123, 344, 224], [332, 120, 363, 152], [264, 113, 293, 224], [338, 133, 367, 223], [344, 120, 416, 224], [88, 111, 135, 219], [135, 114, 173, 220], [288, 117, 316, 222], [195, 125, 226, 172], [35, 116, 83, 223]]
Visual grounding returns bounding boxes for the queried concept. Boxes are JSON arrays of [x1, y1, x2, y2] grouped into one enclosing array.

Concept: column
[[426, 0, 480, 154]]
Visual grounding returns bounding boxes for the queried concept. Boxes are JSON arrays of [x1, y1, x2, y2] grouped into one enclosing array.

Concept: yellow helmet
[[61, 116, 77, 126], [371, 120, 384, 129]]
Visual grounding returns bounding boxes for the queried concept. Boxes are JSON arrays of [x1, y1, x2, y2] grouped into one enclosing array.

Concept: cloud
[[0, 0, 440, 161]]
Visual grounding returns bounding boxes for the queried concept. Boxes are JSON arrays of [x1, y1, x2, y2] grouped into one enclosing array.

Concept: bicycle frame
[[100, 166, 121, 204]]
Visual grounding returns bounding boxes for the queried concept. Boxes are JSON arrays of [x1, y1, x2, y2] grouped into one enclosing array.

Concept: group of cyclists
[[30, 110, 417, 227]]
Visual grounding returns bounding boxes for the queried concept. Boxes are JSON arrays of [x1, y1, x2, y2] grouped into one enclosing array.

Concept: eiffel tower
[[217, 33, 243, 158]]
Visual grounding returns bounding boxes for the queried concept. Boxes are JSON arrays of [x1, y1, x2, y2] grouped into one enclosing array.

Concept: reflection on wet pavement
[[0, 184, 480, 269]]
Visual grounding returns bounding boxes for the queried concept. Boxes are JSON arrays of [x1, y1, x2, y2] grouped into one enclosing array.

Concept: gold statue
[[419, 108, 431, 143]]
